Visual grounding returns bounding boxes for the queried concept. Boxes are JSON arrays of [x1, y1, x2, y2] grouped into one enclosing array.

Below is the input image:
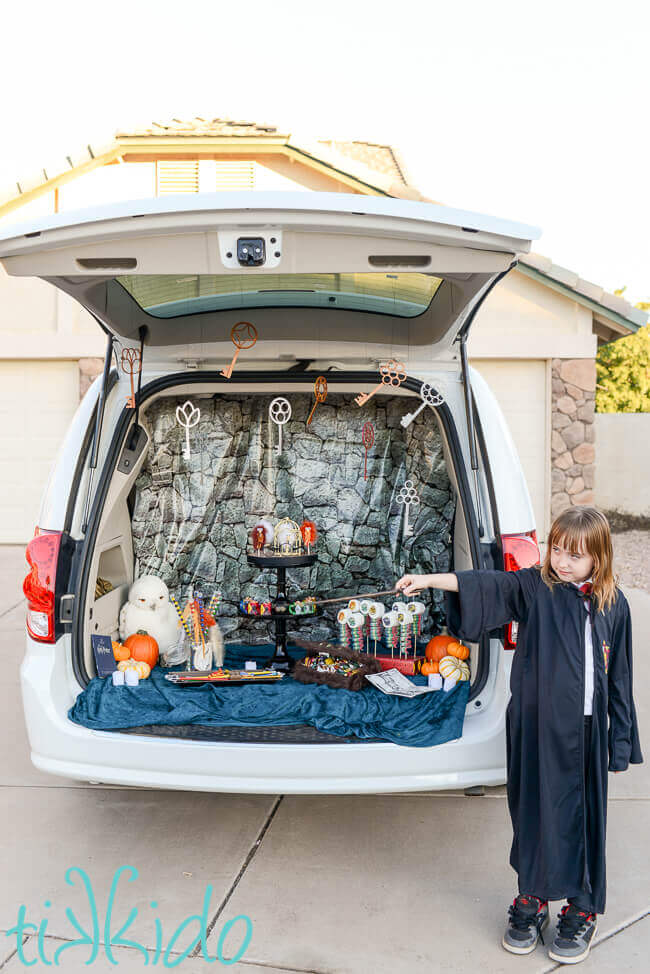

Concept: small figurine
[[300, 519, 317, 554], [251, 519, 274, 551], [251, 524, 266, 552]]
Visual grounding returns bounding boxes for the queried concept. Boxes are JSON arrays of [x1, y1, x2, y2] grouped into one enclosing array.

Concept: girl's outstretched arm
[[395, 573, 459, 596]]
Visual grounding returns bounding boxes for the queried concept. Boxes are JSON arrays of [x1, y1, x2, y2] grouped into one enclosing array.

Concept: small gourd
[[438, 655, 470, 681], [117, 658, 151, 679], [112, 640, 130, 662], [447, 641, 470, 661], [421, 660, 439, 676]]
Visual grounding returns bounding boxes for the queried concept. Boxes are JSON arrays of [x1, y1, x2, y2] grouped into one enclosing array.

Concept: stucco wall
[[595, 413, 650, 516]]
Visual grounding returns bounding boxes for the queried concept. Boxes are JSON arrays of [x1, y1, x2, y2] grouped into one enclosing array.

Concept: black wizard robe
[[445, 567, 643, 913]]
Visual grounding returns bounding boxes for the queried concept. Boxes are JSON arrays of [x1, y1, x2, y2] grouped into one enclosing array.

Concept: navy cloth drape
[[446, 567, 643, 913], [68, 644, 470, 749]]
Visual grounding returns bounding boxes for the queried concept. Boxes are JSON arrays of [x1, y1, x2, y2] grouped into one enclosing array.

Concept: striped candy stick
[[171, 596, 193, 641]]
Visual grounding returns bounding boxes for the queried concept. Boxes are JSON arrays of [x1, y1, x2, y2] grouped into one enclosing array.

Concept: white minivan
[[0, 192, 542, 794]]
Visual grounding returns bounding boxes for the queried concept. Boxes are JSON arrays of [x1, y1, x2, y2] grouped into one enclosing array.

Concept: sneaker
[[502, 894, 549, 954], [548, 904, 597, 964]]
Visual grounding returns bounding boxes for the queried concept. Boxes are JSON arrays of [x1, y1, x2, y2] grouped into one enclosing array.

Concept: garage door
[[472, 359, 549, 538], [0, 361, 79, 543]]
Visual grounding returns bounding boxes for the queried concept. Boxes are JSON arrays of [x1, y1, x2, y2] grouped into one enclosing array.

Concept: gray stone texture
[[550, 360, 596, 518], [131, 393, 455, 644]]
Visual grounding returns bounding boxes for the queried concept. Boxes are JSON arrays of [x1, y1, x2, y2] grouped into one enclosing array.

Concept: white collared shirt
[[573, 578, 594, 716]]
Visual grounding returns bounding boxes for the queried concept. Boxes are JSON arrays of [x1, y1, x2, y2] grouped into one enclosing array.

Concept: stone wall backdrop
[[551, 358, 596, 518], [129, 393, 456, 645]]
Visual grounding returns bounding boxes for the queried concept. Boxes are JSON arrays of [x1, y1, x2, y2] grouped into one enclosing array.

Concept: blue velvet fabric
[[68, 644, 469, 748]]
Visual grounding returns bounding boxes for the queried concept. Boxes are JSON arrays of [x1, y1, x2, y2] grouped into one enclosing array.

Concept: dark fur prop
[[291, 637, 383, 691]]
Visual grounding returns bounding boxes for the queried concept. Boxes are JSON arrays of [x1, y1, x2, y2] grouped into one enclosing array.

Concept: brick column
[[550, 359, 596, 517]]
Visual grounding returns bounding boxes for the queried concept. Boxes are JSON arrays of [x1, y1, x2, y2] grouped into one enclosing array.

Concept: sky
[[1, 0, 648, 304]]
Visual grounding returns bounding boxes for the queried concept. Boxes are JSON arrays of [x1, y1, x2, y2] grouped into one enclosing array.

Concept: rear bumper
[[21, 638, 509, 794]]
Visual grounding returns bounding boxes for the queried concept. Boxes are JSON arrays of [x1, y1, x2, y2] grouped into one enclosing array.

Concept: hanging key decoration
[[269, 397, 292, 454], [400, 383, 445, 429], [355, 359, 407, 407], [397, 480, 420, 537], [121, 347, 142, 409], [220, 321, 258, 379], [307, 375, 328, 425], [361, 421, 375, 481], [175, 400, 201, 460]]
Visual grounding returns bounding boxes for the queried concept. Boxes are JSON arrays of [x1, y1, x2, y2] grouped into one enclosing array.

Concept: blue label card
[[91, 635, 117, 677]]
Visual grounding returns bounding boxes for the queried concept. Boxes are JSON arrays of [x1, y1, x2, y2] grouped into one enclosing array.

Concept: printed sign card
[[91, 634, 117, 677], [365, 669, 435, 698]]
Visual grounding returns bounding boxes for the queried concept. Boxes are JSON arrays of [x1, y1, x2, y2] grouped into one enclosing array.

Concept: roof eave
[[517, 261, 646, 337]]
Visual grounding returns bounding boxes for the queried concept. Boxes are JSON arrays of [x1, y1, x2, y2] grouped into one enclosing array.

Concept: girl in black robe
[[396, 506, 642, 957]]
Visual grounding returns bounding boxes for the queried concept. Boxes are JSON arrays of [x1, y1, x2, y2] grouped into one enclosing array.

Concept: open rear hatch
[[1, 194, 539, 744], [0, 191, 539, 367]]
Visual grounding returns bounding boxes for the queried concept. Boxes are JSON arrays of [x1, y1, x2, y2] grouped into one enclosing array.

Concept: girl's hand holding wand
[[395, 572, 459, 596]]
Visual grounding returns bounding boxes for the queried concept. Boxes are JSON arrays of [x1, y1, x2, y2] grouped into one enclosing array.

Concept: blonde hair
[[541, 506, 618, 613]]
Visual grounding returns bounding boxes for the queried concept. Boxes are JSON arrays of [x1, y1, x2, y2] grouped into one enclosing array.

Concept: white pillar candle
[[112, 670, 125, 687], [245, 660, 257, 671], [125, 669, 139, 687], [443, 676, 458, 693], [428, 673, 443, 690]]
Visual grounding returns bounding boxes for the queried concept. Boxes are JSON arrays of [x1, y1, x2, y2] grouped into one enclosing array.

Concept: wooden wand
[[312, 588, 400, 608]]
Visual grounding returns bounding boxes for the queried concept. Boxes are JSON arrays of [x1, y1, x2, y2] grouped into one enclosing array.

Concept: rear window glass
[[115, 273, 443, 318]]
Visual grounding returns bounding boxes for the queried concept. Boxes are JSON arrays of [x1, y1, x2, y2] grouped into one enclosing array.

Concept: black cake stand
[[243, 552, 320, 668]]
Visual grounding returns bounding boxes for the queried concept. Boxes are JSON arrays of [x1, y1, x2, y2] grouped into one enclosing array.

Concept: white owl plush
[[119, 575, 180, 654]]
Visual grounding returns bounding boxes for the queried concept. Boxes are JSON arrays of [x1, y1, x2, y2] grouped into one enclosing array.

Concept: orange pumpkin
[[425, 634, 456, 662], [447, 641, 470, 661], [421, 660, 439, 676], [124, 630, 159, 668], [112, 640, 130, 662]]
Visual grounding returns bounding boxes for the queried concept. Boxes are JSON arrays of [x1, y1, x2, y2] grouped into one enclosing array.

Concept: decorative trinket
[[354, 359, 407, 407], [361, 421, 375, 481], [120, 347, 142, 409], [397, 480, 419, 537], [400, 383, 445, 428], [307, 375, 328, 425], [269, 397, 292, 454], [220, 321, 258, 379], [175, 400, 201, 460]]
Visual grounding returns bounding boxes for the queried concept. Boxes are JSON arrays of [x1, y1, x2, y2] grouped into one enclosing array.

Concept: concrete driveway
[[1, 545, 648, 972]]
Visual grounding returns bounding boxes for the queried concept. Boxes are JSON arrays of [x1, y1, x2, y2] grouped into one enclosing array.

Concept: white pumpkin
[[117, 658, 151, 679], [438, 655, 470, 681]]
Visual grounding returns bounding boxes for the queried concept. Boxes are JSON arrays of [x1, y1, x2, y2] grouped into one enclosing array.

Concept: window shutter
[[215, 161, 255, 190], [156, 160, 199, 195]]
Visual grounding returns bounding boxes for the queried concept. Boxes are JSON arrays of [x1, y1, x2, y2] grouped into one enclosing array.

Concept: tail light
[[502, 530, 540, 649], [23, 528, 62, 642]]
